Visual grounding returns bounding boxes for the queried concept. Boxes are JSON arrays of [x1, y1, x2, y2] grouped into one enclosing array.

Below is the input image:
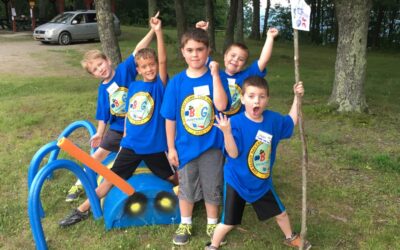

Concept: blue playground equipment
[[28, 120, 180, 250]]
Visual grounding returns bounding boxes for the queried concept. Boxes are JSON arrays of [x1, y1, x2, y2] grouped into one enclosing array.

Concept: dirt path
[[0, 32, 97, 77]]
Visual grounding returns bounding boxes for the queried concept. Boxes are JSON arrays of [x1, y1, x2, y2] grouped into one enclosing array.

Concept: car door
[[84, 13, 99, 40], [68, 14, 87, 40]]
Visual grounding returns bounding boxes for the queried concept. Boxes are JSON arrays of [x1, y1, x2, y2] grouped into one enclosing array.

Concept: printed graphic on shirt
[[181, 94, 214, 136], [248, 140, 271, 179], [109, 87, 128, 117], [127, 91, 154, 125], [224, 81, 242, 115]]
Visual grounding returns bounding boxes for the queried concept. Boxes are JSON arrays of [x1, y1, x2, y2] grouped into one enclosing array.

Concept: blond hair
[[134, 48, 157, 66], [81, 49, 108, 73]]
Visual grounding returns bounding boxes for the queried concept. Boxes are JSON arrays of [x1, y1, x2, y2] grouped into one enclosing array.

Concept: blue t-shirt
[[120, 76, 167, 154], [96, 54, 137, 132], [224, 111, 294, 202], [161, 69, 231, 169], [222, 60, 266, 115]]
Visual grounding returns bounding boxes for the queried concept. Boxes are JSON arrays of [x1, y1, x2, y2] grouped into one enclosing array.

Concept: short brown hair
[[134, 48, 157, 66], [81, 49, 107, 73], [224, 42, 249, 58], [242, 76, 269, 96], [180, 28, 209, 48]]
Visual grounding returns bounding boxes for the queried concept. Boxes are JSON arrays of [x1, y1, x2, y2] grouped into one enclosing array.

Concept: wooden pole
[[293, 29, 309, 250]]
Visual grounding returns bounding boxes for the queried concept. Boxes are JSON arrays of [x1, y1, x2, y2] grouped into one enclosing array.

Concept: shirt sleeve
[[95, 86, 110, 123], [230, 117, 243, 156], [246, 60, 267, 78], [279, 115, 295, 140], [119, 54, 137, 83], [160, 77, 177, 121]]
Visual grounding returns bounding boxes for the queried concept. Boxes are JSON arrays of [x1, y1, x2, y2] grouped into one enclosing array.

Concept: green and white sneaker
[[65, 184, 84, 202], [172, 223, 192, 245], [207, 224, 227, 246]]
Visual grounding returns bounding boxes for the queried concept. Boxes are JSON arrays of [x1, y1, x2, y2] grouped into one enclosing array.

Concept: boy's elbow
[[215, 102, 227, 111]]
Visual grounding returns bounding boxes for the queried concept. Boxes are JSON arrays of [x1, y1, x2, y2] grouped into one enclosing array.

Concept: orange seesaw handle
[[57, 137, 135, 196]]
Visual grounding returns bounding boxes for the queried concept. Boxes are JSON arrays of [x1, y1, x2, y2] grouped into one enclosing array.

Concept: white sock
[[207, 218, 218, 225], [181, 216, 192, 225]]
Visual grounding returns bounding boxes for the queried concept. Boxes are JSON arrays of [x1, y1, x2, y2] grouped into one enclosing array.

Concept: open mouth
[[252, 107, 261, 115]]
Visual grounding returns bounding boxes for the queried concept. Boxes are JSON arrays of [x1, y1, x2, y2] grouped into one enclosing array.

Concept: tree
[[249, 0, 260, 40], [261, 0, 270, 39], [224, 0, 238, 50], [95, 0, 121, 67], [235, 0, 244, 43], [174, 0, 186, 56], [205, 0, 216, 52], [148, 0, 157, 18], [329, 0, 372, 112]]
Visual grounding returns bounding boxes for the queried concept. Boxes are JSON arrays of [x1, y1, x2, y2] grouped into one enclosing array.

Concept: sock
[[181, 216, 192, 225], [207, 217, 218, 225]]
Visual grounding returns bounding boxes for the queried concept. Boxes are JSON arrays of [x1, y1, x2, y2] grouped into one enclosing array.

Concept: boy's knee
[[275, 211, 288, 221]]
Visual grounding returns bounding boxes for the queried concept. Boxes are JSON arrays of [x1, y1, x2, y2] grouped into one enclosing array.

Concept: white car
[[33, 10, 121, 45]]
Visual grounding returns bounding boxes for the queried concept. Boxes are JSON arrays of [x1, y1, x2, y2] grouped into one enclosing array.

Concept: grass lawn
[[0, 26, 399, 249]]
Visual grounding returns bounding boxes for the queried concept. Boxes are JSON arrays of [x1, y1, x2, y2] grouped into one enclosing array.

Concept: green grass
[[0, 26, 399, 249]]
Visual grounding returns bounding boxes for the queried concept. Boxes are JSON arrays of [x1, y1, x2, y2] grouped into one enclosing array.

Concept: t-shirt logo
[[127, 91, 154, 125], [109, 87, 128, 117], [224, 82, 242, 115], [248, 140, 271, 179], [181, 94, 214, 135]]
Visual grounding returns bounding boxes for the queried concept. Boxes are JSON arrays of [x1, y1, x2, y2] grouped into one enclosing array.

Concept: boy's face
[[136, 57, 158, 82], [181, 40, 210, 71], [241, 86, 269, 121], [87, 57, 113, 81], [224, 46, 248, 75]]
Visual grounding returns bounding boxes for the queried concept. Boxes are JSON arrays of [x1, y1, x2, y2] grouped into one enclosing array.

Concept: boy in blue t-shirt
[[59, 16, 176, 227], [160, 28, 230, 246], [196, 21, 278, 116], [65, 20, 157, 202], [207, 76, 311, 249]]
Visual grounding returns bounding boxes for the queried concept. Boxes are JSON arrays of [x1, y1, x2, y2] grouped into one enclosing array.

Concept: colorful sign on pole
[[291, 0, 311, 31]]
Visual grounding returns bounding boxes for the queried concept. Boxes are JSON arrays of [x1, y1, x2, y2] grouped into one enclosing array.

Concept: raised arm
[[209, 61, 228, 111], [257, 27, 279, 71], [195, 20, 209, 31], [288, 82, 304, 125], [133, 12, 161, 55], [150, 15, 167, 85]]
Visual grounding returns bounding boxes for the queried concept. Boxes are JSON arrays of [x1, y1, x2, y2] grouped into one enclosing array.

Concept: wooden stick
[[293, 29, 309, 250], [57, 137, 135, 196]]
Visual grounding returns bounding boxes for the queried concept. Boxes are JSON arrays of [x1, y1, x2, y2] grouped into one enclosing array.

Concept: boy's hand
[[150, 11, 161, 31], [195, 20, 209, 31], [167, 148, 180, 168], [209, 61, 219, 77], [90, 133, 102, 148], [267, 27, 279, 39], [214, 113, 232, 134], [294, 81, 304, 97]]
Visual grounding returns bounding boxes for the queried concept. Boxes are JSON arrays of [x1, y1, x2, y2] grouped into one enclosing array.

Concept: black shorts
[[221, 183, 286, 225], [110, 147, 175, 180], [99, 129, 123, 152]]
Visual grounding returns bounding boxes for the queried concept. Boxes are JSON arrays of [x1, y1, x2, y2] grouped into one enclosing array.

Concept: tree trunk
[[174, 0, 186, 39], [205, 0, 216, 52], [371, 5, 384, 48], [224, 0, 238, 51], [94, 0, 121, 67], [148, 0, 157, 18], [249, 0, 260, 40], [235, 0, 244, 43], [329, 0, 372, 112], [261, 0, 270, 39]]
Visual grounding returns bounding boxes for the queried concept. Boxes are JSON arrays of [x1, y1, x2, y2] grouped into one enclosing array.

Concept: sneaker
[[59, 209, 89, 227], [205, 242, 219, 250], [207, 224, 227, 246], [172, 223, 192, 245], [65, 184, 84, 202], [283, 233, 312, 250]]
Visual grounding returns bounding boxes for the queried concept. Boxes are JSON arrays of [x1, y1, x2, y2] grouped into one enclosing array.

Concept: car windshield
[[49, 13, 74, 24]]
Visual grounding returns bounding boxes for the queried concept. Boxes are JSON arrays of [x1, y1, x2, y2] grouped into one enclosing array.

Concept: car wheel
[[58, 32, 71, 45]]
